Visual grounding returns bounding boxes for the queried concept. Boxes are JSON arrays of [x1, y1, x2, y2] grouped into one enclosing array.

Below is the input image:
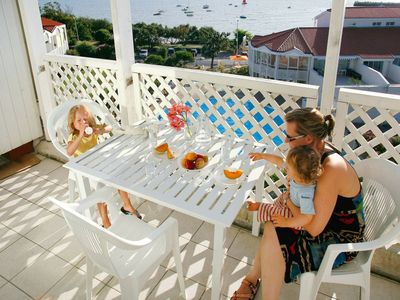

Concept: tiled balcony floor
[[1, 156, 399, 299]]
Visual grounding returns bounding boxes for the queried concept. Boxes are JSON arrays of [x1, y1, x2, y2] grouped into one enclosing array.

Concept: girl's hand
[[249, 152, 264, 161], [78, 123, 88, 136], [271, 214, 289, 227]]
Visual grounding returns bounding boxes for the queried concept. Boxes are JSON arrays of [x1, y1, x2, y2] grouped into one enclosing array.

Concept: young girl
[[67, 104, 142, 228], [247, 145, 322, 229]]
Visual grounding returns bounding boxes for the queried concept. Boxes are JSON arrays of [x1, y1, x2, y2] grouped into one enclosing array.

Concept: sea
[[36, 0, 395, 36]]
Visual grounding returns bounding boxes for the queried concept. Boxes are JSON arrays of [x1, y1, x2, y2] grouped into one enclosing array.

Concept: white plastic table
[[65, 132, 269, 299]]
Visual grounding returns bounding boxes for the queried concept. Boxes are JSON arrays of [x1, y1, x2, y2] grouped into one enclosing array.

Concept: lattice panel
[[138, 73, 315, 147], [46, 60, 122, 123], [136, 70, 318, 201], [340, 104, 400, 164]]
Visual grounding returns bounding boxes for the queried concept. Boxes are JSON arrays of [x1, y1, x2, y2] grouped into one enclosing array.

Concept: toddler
[[67, 104, 142, 228], [248, 146, 322, 229]]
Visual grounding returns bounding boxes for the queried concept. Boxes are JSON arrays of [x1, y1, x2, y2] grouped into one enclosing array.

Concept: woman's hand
[[271, 214, 289, 227]]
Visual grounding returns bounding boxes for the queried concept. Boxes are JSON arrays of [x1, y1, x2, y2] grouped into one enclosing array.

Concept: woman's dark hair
[[285, 108, 335, 140]]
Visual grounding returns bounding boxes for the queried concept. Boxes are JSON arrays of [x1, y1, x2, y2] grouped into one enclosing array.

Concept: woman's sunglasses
[[285, 133, 305, 142]]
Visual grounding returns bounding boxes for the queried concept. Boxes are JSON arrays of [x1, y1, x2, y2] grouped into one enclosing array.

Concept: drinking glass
[[145, 153, 157, 177], [146, 118, 160, 149], [221, 134, 234, 164], [195, 115, 212, 145]]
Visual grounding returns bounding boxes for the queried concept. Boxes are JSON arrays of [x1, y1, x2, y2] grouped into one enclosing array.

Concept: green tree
[[96, 44, 115, 60], [144, 55, 165, 65], [153, 46, 167, 58], [75, 41, 96, 57], [94, 29, 112, 44], [175, 51, 194, 65], [200, 27, 230, 69]]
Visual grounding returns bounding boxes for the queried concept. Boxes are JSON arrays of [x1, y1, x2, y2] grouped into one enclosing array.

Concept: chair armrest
[[75, 186, 116, 212], [108, 218, 178, 251], [317, 223, 400, 277]]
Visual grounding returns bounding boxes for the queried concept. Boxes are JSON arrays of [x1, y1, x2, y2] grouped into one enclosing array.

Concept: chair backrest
[[50, 195, 171, 279], [354, 159, 400, 246], [47, 99, 119, 158], [52, 198, 128, 276]]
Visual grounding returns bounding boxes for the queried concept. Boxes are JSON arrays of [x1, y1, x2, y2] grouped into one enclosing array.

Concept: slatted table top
[[65, 133, 270, 227]]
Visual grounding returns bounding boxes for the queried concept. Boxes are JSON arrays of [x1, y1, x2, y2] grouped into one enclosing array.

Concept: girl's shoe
[[120, 207, 143, 219]]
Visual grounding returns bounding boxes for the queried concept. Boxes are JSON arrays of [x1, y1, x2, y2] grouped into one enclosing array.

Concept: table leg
[[74, 173, 94, 218], [211, 225, 226, 300], [74, 172, 91, 199], [252, 175, 264, 236]]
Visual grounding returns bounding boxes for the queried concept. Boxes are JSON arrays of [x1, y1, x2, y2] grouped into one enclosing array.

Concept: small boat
[[185, 10, 194, 14], [177, 4, 182, 7], [288, 6, 291, 9], [206, 9, 212, 12], [242, 0, 248, 4], [186, 13, 194, 16], [203, 4, 209, 9], [240, 15, 247, 19], [153, 12, 161, 16]]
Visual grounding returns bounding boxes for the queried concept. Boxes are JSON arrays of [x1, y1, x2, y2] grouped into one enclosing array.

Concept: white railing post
[[332, 97, 348, 150], [18, 0, 56, 140], [110, 0, 142, 127], [320, 0, 346, 115]]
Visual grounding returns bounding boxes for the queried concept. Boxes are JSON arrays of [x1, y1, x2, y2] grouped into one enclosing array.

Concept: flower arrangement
[[167, 103, 191, 134]]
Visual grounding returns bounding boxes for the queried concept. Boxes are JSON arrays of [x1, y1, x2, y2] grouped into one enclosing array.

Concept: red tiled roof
[[41, 17, 64, 33], [251, 27, 400, 59], [342, 7, 400, 19]]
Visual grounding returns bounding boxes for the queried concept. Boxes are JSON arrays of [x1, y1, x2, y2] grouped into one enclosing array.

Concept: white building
[[248, 6, 400, 95], [314, 6, 400, 28], [42, 17, 69, 54]]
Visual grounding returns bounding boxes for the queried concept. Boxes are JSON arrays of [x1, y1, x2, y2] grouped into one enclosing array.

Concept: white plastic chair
[[49, 186, 186, 300], [46, 99, 119, 201], [299, 158, 400, 300]]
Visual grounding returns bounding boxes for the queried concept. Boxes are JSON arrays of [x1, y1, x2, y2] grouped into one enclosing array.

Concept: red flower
[[167, 103, 191, 131]]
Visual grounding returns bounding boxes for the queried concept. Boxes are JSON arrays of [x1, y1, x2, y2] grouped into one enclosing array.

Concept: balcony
[[1, 157, 399, 299], [1, 0, 400, 299]]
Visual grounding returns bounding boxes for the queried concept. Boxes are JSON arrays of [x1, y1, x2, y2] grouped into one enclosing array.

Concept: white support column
[[110, 0, 142, 127], [320, 0, 346, 115], [18, 0, 56, 140]]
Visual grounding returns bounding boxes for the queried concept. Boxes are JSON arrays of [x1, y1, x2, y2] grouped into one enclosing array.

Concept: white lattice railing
[[132, 63, 319, 200], [43, 54, 122, 122], [334, 88, 400, 165], [42, 57, 399, 201]]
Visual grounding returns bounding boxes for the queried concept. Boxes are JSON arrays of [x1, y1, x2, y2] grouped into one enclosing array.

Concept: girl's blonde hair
[[286, 146, 322, 183], [285, 108, 335, 140], [67, 105, 96, 135]]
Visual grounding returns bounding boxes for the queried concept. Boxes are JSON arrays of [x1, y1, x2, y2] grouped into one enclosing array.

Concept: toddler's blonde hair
[[286, 146, 322, 183]]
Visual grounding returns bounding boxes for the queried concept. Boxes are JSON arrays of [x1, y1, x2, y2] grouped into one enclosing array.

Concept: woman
[[231, 108, 365, 300]]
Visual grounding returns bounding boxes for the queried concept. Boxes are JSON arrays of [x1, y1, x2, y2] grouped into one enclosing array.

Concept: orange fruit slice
[[184, 152, 198, 161], [155, 143, 168, 154], [167, 148, 175, 159], [224, 168, 243, 179]]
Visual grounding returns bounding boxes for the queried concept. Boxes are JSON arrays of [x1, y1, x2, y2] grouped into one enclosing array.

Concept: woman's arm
[[303, 158, 342, 237], [286, 157, 343, 236], [272, 213, 313, 228]]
